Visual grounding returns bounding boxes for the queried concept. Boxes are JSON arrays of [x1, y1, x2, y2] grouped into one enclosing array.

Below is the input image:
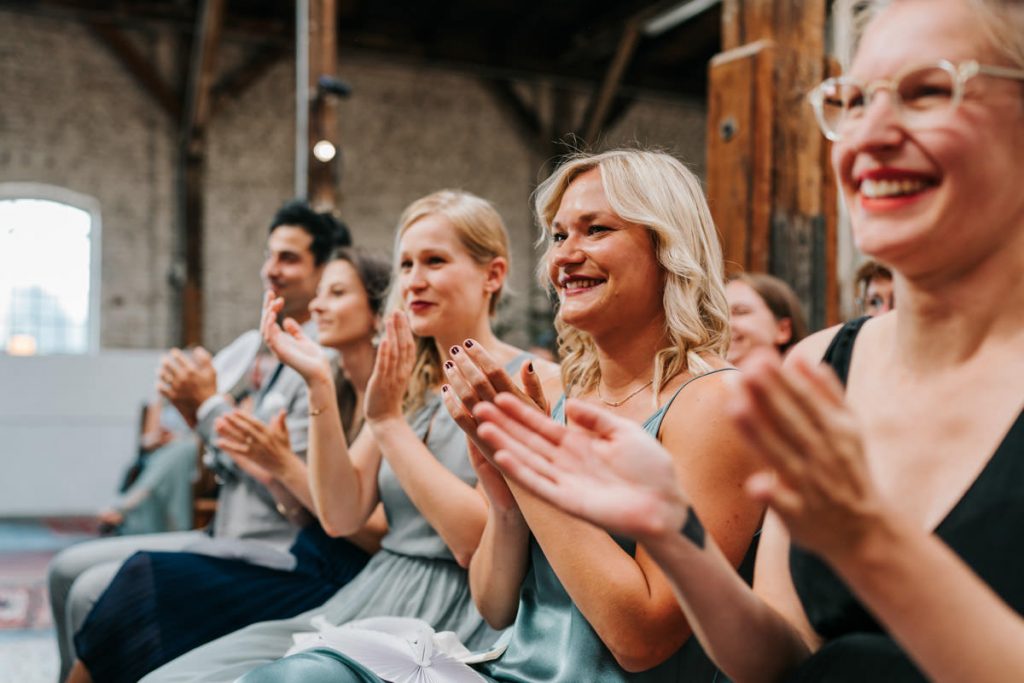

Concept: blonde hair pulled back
[[389, 190, 510, 413]]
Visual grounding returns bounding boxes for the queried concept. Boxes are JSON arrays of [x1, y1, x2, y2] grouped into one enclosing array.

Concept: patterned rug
[[0, 519, 96, 683]]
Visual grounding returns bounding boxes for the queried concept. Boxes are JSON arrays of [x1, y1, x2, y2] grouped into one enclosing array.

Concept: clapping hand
[[261, 290, 331, 383], [729, 350, 886, 561], [215, 409, 295, 486], [157, 347, 218, 428], [472, 394, 691, 541], [364, 311, 417, 423], [441, 340, 547, 460]]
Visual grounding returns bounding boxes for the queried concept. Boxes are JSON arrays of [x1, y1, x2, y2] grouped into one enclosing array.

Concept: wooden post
[[707, 0, 838, 328], [581, 24, 641, 144], [305, 0, 339, 211], [178, 0, 225, 346]]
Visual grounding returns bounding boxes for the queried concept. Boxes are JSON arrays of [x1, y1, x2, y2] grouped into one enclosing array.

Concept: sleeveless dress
[[141, 358, 528, 683], [479, 369, 744, 683], [787, 318, 1024, 681]]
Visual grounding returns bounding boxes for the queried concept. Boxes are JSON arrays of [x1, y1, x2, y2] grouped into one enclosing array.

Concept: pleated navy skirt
[[74, 523, 369, 683]]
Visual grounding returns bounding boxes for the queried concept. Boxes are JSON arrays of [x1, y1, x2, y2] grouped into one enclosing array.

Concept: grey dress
[[141, 388, 507, 683]]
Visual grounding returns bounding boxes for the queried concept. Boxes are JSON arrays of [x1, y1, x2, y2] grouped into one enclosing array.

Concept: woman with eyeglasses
[[468, 1, 1024, 682]]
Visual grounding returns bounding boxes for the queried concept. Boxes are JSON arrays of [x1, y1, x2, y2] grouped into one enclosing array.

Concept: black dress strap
[[821, 317, 870, 387]]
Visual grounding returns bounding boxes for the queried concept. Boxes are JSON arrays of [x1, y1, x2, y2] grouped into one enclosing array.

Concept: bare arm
[[744, 348, 1024, 683], [475, 390, 810, 679], [259, 292, 383, 536], [474, 374, 763, 673], [441, 346, 560, 624], [830, 514, 1024, 683], [465, 441, 532, 628]]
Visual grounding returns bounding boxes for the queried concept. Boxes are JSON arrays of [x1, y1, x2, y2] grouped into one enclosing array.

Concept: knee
[[238, 651, 378, 683], [48, 544, 91, 599], [67, 562, 120, 631]]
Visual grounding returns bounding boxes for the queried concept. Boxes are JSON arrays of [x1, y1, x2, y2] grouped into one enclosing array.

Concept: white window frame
[[0, 183, 103, 352]]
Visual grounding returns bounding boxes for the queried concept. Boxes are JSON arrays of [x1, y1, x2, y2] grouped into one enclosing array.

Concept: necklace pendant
[[597, 378, 654, 407]]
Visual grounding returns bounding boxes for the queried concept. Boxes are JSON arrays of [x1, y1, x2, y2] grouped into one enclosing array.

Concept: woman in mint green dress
[[242, 151, 764, 682]]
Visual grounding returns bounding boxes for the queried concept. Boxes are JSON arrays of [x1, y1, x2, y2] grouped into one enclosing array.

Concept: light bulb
[[312, 140, 337, 162]]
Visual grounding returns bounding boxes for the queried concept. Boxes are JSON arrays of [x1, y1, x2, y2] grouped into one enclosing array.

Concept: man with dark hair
[[48, 200, 350, 680], [268, 199, 351, 267]]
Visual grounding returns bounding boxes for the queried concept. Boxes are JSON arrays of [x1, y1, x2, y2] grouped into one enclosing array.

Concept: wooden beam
[[177, 0, 226, 347], [707, 40, 774, 273], [85, 20, 180, 120], [603, 96, 636, 135], [481, 79, 545, 156], [707, 0, 834, 329], [211, 43, 287, 116], [306, 0, 339, 211], [182, 0, 227, 142], [581, 23, 642, 144]]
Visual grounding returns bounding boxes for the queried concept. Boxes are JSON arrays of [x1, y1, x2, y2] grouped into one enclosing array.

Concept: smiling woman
[[725, 273, 807, 370], [457, 2, 1024, 683]]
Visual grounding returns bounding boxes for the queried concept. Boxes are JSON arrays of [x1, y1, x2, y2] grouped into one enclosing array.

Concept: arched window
[[0, 184, 102, 355]]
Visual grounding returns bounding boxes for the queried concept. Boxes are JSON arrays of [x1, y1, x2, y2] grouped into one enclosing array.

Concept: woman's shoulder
[[784, 314, 891, 372], [659, 357, 739, 431], [784, 323, 845, 368]]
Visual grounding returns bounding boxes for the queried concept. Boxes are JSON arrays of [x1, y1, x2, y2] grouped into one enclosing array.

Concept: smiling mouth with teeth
[[860, 177, 933, 199], [562, 278, 604, 291]]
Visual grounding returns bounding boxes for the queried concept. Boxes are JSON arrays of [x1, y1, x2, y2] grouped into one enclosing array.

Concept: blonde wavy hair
[[388, 190, 511, 414], [534, 150, 730, 406], [835, 0, 1024, 69]]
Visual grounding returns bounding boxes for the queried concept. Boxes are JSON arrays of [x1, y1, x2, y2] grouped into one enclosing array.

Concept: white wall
[[0, 352, 162, 516]]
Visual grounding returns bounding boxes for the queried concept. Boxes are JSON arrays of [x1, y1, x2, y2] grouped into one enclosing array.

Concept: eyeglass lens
[[820, 65, 957, 138]]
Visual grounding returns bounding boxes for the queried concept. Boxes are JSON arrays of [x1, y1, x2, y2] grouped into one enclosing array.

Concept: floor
[[0, 519, 96, 683]]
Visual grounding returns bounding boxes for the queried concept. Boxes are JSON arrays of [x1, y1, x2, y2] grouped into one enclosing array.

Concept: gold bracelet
[[309, 405, 325, 417]]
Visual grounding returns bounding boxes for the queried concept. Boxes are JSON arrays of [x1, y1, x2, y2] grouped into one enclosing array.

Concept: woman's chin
[[406, 316, 435, 339]]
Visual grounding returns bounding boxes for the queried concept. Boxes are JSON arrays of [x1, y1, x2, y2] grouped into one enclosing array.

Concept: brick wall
[[0, 9, 707, 352]]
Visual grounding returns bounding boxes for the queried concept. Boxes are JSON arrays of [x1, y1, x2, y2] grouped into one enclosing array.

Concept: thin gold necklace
[[597, 379, 654, 407]]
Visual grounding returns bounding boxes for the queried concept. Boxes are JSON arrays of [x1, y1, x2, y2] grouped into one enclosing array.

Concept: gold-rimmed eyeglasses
[[807, 59, 1024, 142]]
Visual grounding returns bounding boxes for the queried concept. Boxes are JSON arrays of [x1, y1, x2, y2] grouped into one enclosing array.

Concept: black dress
[[74, 523, 368, 683], [787, 318, 1024, 682]]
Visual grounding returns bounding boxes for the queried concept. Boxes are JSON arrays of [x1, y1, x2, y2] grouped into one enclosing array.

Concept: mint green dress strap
[[478, 367, 739, 682]]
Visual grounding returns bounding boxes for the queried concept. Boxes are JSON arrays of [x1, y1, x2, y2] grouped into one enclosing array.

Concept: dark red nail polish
[[450, 346, 460, 355], [442, 385, 449, 392], [444, 360, 454, 370], [464, 339, 474, 348], [527, 361, 535, 373]]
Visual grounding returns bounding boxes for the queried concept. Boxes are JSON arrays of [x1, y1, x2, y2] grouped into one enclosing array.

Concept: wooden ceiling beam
[[211, 43, 288, 116], [182, 0, 226, 143], [85, 20, 180, 120], [481, 78, 546, 155], [580, 22, 642, 144]]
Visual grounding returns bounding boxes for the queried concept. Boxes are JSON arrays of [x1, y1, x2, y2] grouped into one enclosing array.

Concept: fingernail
[[527, 361, 534, 374], [444, 361, 454, 370], [464, 339, 474, 348], [450, 346, 460, 355], [442, 384, 449, 392]]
